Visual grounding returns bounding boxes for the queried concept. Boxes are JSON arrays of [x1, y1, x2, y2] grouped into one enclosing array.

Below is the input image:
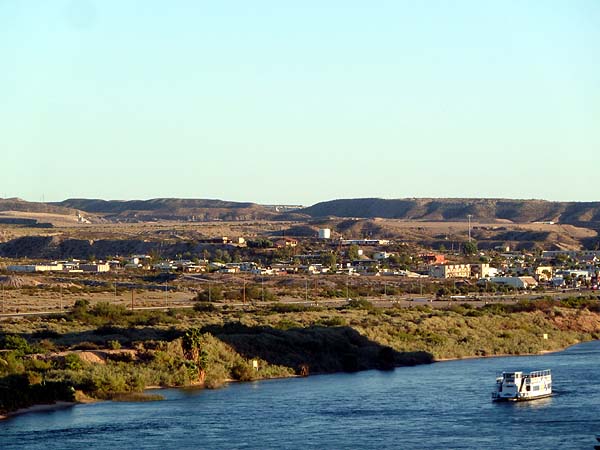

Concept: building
[[479, 276, 538, 289], [79, 263, 110, 273], [421, 253, 446, 265], [428, 264, 471, 279], [542, 250, 600, 260], [556, 269, 592, 282], [535, 266, 553, 282], [373, 251, 394, 261], [471, 263, 498, 279], [340, 239, 390, 246], [318, 228, 331, 239], [7, 263, 64, 273], [274, 238, 298, 248]]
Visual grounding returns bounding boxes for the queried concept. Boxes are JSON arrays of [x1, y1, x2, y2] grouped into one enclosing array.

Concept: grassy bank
[[1, 296, 599, 416]]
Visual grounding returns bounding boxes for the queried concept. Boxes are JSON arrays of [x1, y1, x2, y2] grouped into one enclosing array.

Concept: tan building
[[471, 263, 493, 279], [429, 264, 471, 279]]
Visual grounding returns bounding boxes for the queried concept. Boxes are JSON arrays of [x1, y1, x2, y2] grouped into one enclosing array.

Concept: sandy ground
[[0, 289, 195, 314]]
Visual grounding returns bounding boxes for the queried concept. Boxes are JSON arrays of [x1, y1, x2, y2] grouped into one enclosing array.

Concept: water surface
[[2, 341, 599, 449]]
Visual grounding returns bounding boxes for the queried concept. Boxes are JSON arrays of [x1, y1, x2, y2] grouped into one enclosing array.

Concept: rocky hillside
[[300, 198, 600, 225]]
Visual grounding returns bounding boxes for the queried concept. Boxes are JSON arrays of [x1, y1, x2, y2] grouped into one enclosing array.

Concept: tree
[[321, 252, 337, 270], [464, 241, 478, 255], [182, 328, 208, 383], [347, 244, 360, 261]]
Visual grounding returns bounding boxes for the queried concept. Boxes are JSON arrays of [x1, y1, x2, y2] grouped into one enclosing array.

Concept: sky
[[1, 1, 600, 206]]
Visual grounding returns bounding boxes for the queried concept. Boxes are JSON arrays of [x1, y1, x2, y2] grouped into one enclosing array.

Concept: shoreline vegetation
[[2, 296, 600, 419]]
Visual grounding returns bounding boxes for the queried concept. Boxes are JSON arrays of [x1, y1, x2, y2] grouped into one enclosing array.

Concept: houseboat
[[492, 369, 552, 402]]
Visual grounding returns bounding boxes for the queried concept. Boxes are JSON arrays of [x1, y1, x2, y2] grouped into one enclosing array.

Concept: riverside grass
[[1, 297, 600, 415]]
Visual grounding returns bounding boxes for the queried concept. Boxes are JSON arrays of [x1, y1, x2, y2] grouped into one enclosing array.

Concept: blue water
[[2, 341, 600, 449]]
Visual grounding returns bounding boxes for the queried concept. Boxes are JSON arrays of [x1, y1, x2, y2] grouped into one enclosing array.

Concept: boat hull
[[492, 392, 552, 402]]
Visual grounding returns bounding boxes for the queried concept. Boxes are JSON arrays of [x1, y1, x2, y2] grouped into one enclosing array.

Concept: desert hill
[[299, 198, 600, 226], [0, 198, 76, 216]]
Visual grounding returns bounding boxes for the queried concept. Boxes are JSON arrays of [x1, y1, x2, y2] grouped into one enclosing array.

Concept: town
[[2, 224, 600, 316]]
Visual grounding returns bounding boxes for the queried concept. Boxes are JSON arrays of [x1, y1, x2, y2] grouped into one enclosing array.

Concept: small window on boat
[[533, 386, 540, 391]]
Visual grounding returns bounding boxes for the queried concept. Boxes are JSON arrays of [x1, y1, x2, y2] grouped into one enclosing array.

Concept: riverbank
[[1, 296, 599, 417], [0, 401, 76, 420]]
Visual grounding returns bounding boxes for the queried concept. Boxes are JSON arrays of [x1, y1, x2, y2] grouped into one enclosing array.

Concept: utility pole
[[467, 214, 473, 242], [1, 284, 4, 314], [59, 285, 63, 311], [346, 273, 349, 299], [261, 276, 265, 302], [114, 283, 117, 303], [165, 282, 168, 308], [243, 281, 246, 303], [131, 289, 134, 311], [305, 278, 308, 302]]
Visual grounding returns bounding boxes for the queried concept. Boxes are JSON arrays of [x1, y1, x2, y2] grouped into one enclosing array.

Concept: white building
[[318, 228, 331, 239], [373, 251, 394, 261]]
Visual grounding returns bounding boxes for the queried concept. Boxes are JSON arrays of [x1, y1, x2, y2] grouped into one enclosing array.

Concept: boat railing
[[528, 369, 551, 378]]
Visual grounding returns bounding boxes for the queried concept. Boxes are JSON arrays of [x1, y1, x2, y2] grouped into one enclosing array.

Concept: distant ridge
[[0, 198, 76, 216], [52, 198, 280, 221], [4, 197, 600, 225], [299, 198, 600, 225]]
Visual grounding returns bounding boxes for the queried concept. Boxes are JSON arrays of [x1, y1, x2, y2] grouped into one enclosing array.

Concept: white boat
[[492, 369, 552, 402]]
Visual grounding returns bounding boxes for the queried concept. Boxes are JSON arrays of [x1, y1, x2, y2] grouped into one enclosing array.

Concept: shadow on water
[[200, 323, 434, 375]]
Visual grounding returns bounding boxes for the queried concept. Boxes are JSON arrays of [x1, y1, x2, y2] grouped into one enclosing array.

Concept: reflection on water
[[511, 396, 554, 409], [1, 341, 599, 450]]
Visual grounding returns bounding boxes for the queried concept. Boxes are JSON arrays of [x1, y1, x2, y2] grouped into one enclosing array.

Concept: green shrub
[[346, 298, 374, 310], [193, 302, 217, 312], [1, 335, 32, 355], [108, 340, 122, 350]]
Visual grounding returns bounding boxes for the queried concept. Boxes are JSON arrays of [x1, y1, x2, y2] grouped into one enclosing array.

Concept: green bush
[[231, 362, 256, 381], [346, 298, 374, 310], [108, 340, 122, 350], [1, 335, 32, 355]]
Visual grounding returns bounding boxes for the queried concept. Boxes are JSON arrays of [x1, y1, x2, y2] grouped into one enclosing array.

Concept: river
[[2, 341, 599, 449]]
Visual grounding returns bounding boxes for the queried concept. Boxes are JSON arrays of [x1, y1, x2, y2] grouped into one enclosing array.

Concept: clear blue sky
[[2, 1, 599, 205]]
